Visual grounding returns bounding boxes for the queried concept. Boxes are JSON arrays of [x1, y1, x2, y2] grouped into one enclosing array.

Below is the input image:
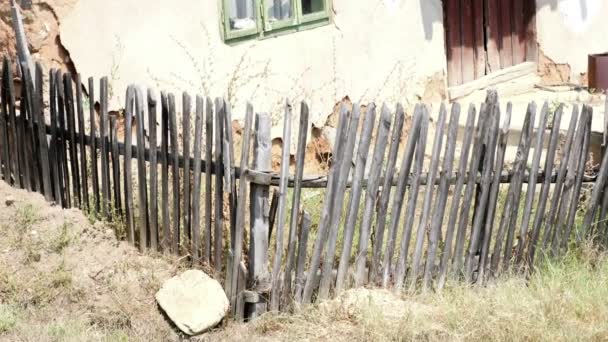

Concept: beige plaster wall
[[58, 0, 448, 136], [536, 0, 608, 81]]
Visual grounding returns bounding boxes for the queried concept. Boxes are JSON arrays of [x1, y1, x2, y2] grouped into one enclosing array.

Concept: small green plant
[[0, 304, 18, 333], [53, 221, 74, 253], [15, 204, 40, 232], [51, 262, 72, 289]]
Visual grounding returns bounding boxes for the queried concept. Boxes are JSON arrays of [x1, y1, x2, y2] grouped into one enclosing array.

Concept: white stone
[[155, 270, 229, 335]]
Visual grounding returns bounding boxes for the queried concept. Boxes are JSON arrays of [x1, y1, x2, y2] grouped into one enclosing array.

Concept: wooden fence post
[[410, 104, 446, 290], [318, 103, 361, 299], [191, 95, 204, 263], [99, 77, 111, 216], [168, 94, 180, 254], [124, 86, 135, 245], [394, 108, 428, 290], [515, 102, 548, 265], [281, 102, 309, 309], [204, 97, 214, 263], [214, 99, 224, 268], [182, 93, 192, 244], [135, 87, 149, 250], [370, 104, 404, 286], [381, 104, 422, 288], [75, 73, 88, 209], [160, 92, 170, 251], [542, 105, 579, 251], [148, 90, 159, 251], [335, 103, 377, 292], [228, 103, 254, 316], [423, 102, 460, 289], [248, 112, 272, 317], [478, 102, 512, 281], [354, 105, 391, 287], [88, 77, 100, 214], [270, 101, 292, 311], [527, 104, 563, 269], [437, 104, 476, 289]]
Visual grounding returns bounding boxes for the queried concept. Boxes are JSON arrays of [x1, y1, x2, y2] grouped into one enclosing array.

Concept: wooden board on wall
[[498, 0, 514, 68], [485, 0, 501, 74], [446, 0, 463, 87], [461, 0, 475, 83], [473, 0, 486, 79], [512, 0, 526, 64]]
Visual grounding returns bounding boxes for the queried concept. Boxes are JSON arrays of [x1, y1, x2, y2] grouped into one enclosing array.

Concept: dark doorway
[[443, 0, 537, 87]]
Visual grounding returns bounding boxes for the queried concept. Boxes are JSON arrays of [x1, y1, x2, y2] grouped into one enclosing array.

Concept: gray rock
[[156, 270, 229, 336]]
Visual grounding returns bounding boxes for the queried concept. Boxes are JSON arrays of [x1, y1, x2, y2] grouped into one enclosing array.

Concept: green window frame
[[220, 0, 331, 43]]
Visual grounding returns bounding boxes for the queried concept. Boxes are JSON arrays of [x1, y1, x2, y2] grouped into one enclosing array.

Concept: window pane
[[301, 0, 325, 15], [266, 0, 293, 22], [228, 0, 257, 30]]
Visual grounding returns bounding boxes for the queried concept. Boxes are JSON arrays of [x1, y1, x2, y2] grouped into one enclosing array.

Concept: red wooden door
[[444, 0, 536, 87]]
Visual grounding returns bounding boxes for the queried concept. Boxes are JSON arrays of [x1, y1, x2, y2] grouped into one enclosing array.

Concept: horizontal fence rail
[[2, 56, 608, 321]]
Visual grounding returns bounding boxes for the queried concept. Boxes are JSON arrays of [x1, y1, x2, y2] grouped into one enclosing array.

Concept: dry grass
[[209, 242, 608, 341]]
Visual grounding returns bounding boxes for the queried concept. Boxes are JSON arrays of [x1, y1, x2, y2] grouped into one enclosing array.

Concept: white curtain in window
[[267, 0, 291, 20], [229, 0, 255, 19]]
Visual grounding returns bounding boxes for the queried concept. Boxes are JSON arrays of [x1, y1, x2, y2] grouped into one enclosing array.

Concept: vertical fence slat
[[381, 104, 422, 288], [565, 109, 591, 246], [394, 109, 429, 290], [423, 103, 460, 288], [182, 93, 192, 244], [160, 92, 170, 251], [223, 99, 237, 259], [20, 62, 38, 193], [0, 60, 9, 183], [228, 103, 253, 313], [515, 102, 548, 265], [464, 92, 500, 282], [204, 97, 214, 263], [99, 77, 110, 216], [501, 102, 536, 269], [294, 210, 311, 304], [191, 95, 204, 262], [527, 104, 563, 269], [335, 103, 376, 292], [410, 104, 447, 289], [478, 102, 512, 281], [19, 66, 31, 191], [64, 74, 81, 207], [35, 63, 46, 195], [542, 105, 579, 250], [452, 103, 490, 277], [4, 58, 21, 188], [110, 115, 122, 217], [268, 189, 279, 242], [249, 112, 272, 315], [148, 90, 159, 251], [302, 104, 349, 304], [270, 101, 292, 311], [370, 104, 404, 286], [169, 94, 180, 254], [214, 99, 225, 269], [354, 106, 391, 287], [437, 104, 476, 289], [135, 87, 149, 251], [282, 102, 309, 309], [56, 71, 70, 206], [88, 77, 100, 214], [552, 108, 587, 255], [75, 74, 88, 209], [49, 71, 62, 204], [124, 86, 135, 245], [319, 103, 361, 300], [19, 64, 33, 192], [598, 97, 608, 243]]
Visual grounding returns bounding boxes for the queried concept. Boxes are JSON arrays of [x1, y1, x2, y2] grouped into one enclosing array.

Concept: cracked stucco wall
[[57, 0, 448, 143]]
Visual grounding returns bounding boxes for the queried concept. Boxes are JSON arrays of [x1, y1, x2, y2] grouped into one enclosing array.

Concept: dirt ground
[[0, 180, 184, 341]]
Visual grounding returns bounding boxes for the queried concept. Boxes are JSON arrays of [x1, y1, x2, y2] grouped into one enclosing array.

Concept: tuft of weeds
[[0, 304, 19, 333], [52, 221, 74, 254]]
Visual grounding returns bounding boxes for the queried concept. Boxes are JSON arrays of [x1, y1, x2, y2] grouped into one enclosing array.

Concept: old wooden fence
[[2, 56, 608, 320]]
